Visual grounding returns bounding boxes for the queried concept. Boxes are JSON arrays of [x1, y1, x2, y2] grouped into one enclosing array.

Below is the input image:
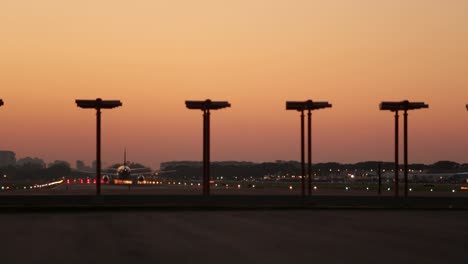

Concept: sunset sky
[[0, 0, 467, 169]]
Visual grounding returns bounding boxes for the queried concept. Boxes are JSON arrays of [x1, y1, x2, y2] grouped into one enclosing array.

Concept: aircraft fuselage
[[117, 165, 132, 179]]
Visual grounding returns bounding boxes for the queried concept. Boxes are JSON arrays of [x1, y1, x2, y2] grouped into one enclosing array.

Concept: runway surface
[[1, 183, 468, 210], [2, 182, 468, 197], [0, 210, 466, 264]]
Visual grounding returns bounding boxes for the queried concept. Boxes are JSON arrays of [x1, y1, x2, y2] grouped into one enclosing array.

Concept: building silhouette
[[0, 151, 16, 167]]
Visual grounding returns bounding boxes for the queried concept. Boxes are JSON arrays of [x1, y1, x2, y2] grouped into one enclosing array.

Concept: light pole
[[380, 101, 428, 198], [186, 99, 231, 196], [287, 100, 332, 196], [377, 163, 382, 195], [76, 98, 122, 196]]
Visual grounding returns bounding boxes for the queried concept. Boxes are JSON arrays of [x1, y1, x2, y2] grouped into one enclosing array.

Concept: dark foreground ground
[[0, 210, 466, 264], [1, 194, 468, 210]]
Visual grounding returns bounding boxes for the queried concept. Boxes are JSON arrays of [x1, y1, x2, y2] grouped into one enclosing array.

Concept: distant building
[[76, 160, 85, 170], [0, 151, 16, 167], [160, 161, 255, 170]]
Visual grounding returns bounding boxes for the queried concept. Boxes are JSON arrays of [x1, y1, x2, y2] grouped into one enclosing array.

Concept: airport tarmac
[[1, 183, 468, 210], [2, 183, 468, 197], [0, 210, 466, 264]]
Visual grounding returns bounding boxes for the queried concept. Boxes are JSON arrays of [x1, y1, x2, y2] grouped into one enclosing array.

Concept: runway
[[1, 183, 468, 210], [2, 182, 468, 197]]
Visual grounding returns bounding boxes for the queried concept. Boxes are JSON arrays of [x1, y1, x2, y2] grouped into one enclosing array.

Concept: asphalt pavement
[[0, 210, 466, 264]]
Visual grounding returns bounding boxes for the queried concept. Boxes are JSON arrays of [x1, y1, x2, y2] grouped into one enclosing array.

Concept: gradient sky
[[0, 0, 467, 169]]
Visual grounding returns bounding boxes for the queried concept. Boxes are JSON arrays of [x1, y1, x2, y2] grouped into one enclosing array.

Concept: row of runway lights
[[0, 185, 459, 193], [0, 180, 63, 191], [1, 179, 463, 193], [65, 179, 463, 193], [65, 179, 255, 189], [343, 186, 456, 193]]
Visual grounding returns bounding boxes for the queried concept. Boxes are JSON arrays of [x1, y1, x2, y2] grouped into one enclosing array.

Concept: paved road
[[0, 210, 466, 264]]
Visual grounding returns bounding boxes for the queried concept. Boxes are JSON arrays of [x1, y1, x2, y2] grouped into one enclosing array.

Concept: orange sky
[[0, 0, 467, 168]]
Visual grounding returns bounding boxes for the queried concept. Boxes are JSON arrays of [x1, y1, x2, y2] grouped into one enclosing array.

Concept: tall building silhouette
[[0, 151, 16, 167]]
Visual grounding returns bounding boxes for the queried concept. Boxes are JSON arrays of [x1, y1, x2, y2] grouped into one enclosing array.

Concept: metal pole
[[378, 163, 382, 195], [96, 108, 102, 196], [307, 110, 312, 196], [202, 110, 207, 196], [207, 109, 211, 196], [300, 110, 305, 197], [394, 110, 399, 198], [404, 110, 408, 198]]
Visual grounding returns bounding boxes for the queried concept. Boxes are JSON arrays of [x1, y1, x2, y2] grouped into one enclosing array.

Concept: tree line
[[0, 162, 71, 182], [162, 160, 468, 180], [1, 159, 466, 182]]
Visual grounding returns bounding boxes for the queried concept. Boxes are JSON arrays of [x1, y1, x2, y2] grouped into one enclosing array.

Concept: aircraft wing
[[132, 169, 176, 177], [130, 168, 152, 172], [72, 169, 119, 177]]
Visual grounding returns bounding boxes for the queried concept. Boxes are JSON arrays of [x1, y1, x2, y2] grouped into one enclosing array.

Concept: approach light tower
[[186, 99, 231, 196], [380, 100, 428, 198], [76, 98, 122, 195], [286, 100, 332, 196]]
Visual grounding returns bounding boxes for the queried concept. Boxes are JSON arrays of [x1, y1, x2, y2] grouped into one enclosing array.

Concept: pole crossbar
[[380, 100, 428, 198], [76, 98, 122, 196]]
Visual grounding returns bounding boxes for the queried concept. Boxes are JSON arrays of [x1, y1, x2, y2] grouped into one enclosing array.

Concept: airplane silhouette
[[103, 149, 156, 184]]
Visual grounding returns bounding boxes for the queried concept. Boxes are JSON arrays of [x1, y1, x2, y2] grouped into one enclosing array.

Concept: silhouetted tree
[[16, 157, 46, 168], [46, 163, 71, 179], [48, 160, 70, 168], [428, 161, 460, 173]]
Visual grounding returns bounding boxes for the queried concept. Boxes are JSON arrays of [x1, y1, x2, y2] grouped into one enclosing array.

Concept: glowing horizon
[[0, 0, 467, 168]]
